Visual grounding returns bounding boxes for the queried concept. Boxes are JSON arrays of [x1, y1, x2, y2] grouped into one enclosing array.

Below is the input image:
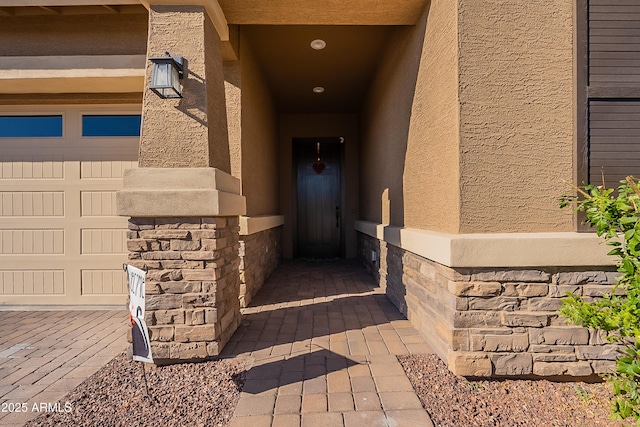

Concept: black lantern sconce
[[149, 52, 187, 99]]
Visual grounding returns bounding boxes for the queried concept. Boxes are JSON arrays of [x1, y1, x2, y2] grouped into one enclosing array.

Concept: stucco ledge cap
[[239, 215, 285, 235], [355, 220, 615, 268], [116, 167, 245, 217]]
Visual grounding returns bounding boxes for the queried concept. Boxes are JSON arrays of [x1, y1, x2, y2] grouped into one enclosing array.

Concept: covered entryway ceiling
[[244, 25, 394, 113], [222, 0, 427, 113]]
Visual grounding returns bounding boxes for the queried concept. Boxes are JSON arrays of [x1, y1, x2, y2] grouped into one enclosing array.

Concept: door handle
[[336, 206, 340, 228]]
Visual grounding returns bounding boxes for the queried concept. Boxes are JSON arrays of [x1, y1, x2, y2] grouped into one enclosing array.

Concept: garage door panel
[[80, 191, 118, 216], [81, 270, 127, 295], [1, 229, 64, 254], [0, 191, 65, 216], [81, 159, 137, 179], [0, 106, 139, 305], [1, 270, 65, 295], [0, 155, 65, 179], [81, 229, 127, 254]]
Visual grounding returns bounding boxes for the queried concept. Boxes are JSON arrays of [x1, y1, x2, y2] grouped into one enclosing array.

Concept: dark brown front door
[[295, 138, 342, 258]]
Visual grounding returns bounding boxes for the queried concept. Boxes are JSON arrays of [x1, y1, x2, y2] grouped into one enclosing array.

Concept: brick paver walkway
[[0, 260, 435, 427], [0, 310, 128, 426], [225, 259, 435, 427]]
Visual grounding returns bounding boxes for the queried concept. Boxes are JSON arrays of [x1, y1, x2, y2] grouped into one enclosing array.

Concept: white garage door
[[0, 105, 139, 306]]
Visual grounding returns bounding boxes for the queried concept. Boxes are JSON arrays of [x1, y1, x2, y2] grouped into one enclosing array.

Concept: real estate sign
[[125, 264, 153, 364]]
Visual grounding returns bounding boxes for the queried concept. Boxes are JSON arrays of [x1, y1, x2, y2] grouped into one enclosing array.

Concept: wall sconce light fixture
[[149, 52, 187, 99]]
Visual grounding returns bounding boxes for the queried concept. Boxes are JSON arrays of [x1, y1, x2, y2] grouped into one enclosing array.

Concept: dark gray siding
[[589, 100, 640, 189], [587, 1, 640, 188], [589, 2, 640, 85]]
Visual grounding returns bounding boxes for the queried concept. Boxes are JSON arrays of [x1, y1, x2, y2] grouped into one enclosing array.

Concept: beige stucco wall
[[359, 1, 460, 233], [279, 114, 359, 258], [225, 31, 279, 216], [457, 0, 574, 233], [225, 61, 242, 179], [361, 0, 574, 234], [237, 32, 279, 216], [0, 13, 147, 56]]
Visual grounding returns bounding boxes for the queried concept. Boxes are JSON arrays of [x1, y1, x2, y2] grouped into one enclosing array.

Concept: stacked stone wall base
[[127, 216, 241, 364], [358, 232, 621, 378], [238, 226, 282, 307]]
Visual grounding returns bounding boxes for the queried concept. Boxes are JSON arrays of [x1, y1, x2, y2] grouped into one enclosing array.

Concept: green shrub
[[560, 177, 640, 425]]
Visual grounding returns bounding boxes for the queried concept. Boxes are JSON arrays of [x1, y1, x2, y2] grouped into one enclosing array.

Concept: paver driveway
[[0, 309, 128, 426]]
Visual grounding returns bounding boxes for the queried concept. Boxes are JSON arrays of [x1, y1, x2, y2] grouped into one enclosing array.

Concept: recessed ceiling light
[[313, 86, 325, 93], [310, 39, 327, 50]]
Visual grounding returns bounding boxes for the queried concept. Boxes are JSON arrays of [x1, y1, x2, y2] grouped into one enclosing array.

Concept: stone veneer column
[[117, 5, 245, 363], [127, 217, 240, 362]]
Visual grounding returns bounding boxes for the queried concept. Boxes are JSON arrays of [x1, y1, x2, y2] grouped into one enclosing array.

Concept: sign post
[[124, 264, 153, 399]]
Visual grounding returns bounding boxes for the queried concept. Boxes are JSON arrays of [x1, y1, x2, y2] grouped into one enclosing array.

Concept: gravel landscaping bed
[[25, 353, 252, 427], [399, 354, 628, 427], [22, 350, 632, 427]]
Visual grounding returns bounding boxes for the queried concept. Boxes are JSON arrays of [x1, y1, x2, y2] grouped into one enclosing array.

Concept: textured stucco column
[[139, 4, 230, 171], [117, 5, 245, 363]]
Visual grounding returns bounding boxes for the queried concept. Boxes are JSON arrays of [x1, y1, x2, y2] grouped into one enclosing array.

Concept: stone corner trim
[[116, 168, 246, 218], [354, 220, 613, 268], [239, 215, 285, 236]]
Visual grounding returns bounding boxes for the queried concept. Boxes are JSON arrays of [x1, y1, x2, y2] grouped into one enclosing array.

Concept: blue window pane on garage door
[[0, 115, 63, 137], [82, 115, 141, 137]]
